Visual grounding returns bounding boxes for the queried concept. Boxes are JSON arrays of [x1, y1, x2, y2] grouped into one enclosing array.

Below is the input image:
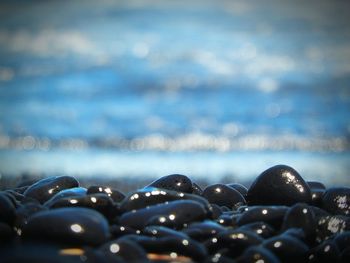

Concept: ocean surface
[[0, 0, 349, 185]]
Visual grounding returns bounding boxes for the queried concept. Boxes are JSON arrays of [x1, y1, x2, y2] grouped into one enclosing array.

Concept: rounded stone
[[146, 174, 193, 193], [0, 193, 16, 226], [22, 207, 110, 246], [247, 165, 312, 206], [202, 184, 246, 209], [23, 176, 79, 204], [322, 187, 350, 216]]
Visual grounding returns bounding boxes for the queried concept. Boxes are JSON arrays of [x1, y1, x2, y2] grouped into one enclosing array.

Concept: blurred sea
[[0, 0, 349, 185]]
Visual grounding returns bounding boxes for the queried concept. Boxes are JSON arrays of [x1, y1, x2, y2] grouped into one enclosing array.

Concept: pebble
[[119, 200, 208, 230], [22, 207, 110, 246], [247, 164, 312, 206], [23, 176, 79, 204], [202, 183, 246, 209], [87, 185, 125, 203], [322, 187, 350, 216], [262, 235, 309, 263], [1, 164, 349, 262], [146, 174, 193, 193]]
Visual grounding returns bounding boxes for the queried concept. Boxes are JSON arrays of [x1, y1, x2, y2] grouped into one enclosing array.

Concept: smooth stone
[[182, 220, 227, 241], [333, 231, 350, 252], [0, 192, 16, 226], [237, 206, 288, 229], [119, 200, 208, 230], [87, 186, 125, 203], [119, 187, 212, 215], [143, 225, 189, 239], [47, 193, 118, 220], [281, 228, 306, 242], [309, 205, 330, 217], [322, 187, 350, 216], [121, 234, 207, 262], [247, 165, 312, 206], [236, 246, 281, 263], [22, 207, 110, 246], [206, 229, 263, 257], [239, 222, 276, 239], [14, 202, 47, 232], [281, 203, 316, 243], [23, 176, 79, 204], [307, 240, 340, 263], [99, 238, 149, 262], [211, 203, 223, 219], [44, 187, 87, 206], [262, 235, 308, 263], [146, 174, 193, 193], [226, 183, 248, 197], [307, 181, 326, 190], [5, 190, 25, 202], [204, 253, 237, 263], [202, 184, 246, 209], [316, 215, 350, 242]]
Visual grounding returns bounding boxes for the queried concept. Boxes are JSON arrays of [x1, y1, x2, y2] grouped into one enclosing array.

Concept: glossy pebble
[[226, 183, 248, 197], [262, 235, 309, 263], [316, 215, 350, 242], [146, 174, 193, 193], [22, 207, 110, 246], [23, 176, 79, 204], [202, 184, 246, 209], [119, 199, 208, 230], [247, 165, 312, 206], [44, 187, 87, 207], [0, 193, 16, 226], [322, 187, 350, 216], [87, 186, 125, 203], [307, 240, 340, 263], [236, 246, 281, 263]]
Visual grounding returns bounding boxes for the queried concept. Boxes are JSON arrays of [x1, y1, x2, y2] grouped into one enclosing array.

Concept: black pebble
[[322, 187, 350, 216], [0, 192, 16, 226], [146, 174, 193, 193], [247, 165, 312, 206], [22, 207, 110, 246], [23, 176, 79, 204], [202, 183, 246, 209], [87, 185, 125, 203]]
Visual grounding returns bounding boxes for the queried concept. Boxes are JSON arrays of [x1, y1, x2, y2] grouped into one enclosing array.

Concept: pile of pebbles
[[0, 164, 349, 262]]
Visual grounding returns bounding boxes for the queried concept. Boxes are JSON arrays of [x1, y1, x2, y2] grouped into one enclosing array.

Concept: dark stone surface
[[22, 207, 110, 246], [23, 176, 79, 204], [146, 174, 193, 193], [322, 187, 350, 216], [247, 165, 312, 206]]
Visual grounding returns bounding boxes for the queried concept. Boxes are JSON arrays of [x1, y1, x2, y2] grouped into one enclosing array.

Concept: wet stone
[[237, 206, 288, 230], [316, 215, 350, 242], [247, 165, 312, 206], [0, 192, 16, 226], [202, 184, 246, 209], [14, 202, 47, 232], [22, 207, 110, 246], [146, 174, 193, 193], [307, 240, 340, 263], [87, 186, 125, 203], [120, 187, 212, 214], [23, 176, 79, 204], [281, 203, 316, 244], [110, 224, 141, 238], [99, 238, 149, 262], [182, 220, 227, 241], [119, 199, 208, 230], [48, 193, 118, 220], [322, 187, 350, 216], [262, 234, 309, 263], [44, 187, 87, 207]]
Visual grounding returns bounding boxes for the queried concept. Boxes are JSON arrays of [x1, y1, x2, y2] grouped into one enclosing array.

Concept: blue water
[[0, 0, 349, 184]]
